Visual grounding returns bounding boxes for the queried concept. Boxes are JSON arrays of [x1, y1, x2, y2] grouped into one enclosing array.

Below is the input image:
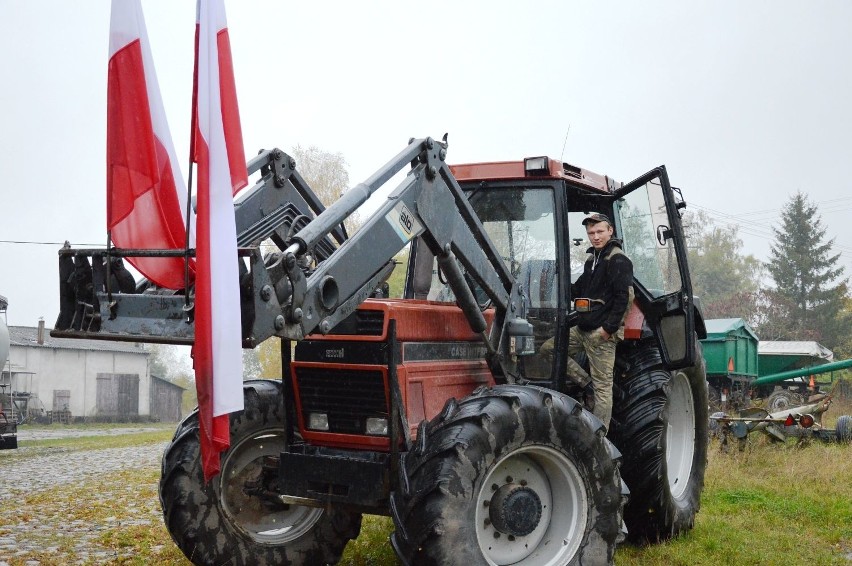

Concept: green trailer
[[757, 340, 833, 377], [755, 341, 845, 410], [700, 318, 759, 410], [700, 320, 850, 412]]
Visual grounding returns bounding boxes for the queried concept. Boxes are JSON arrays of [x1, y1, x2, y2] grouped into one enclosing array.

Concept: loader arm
[[52, 137, 533, 378], [266, 139, 517, 336]]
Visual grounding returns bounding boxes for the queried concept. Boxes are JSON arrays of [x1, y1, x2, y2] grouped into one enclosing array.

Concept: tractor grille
[[328, 310, 385, 336], [295, 367, 388, 435]]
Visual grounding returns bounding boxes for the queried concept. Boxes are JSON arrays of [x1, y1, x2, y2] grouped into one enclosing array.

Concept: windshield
[[424, 186, 558, 380], [426, 187, 558, 308]]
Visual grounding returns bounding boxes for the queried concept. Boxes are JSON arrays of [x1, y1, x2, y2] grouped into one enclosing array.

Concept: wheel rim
[[767, 391, 794, 412], [219, 428, 324, 545], [666, 371, 696, 500], [475, 446, 587, 565]]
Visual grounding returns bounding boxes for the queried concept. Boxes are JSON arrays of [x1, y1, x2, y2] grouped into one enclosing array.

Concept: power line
[[686, 204, 852, 259], [695, 195, 852, 221], [699, 210, 852, 255], [0, 240, 101, 247]]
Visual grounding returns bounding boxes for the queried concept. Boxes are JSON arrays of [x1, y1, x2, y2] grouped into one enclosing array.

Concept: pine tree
[[766, 192, 850, 349]]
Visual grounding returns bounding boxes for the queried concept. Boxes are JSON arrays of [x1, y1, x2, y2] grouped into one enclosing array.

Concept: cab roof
[[449, 157, 620, 194]]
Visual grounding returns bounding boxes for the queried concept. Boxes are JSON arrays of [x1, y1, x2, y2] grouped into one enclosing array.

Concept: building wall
[[151, 377, 184, 422], [8, 345, 150, 419]]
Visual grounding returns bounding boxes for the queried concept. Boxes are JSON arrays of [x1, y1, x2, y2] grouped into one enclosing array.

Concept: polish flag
[[192, 0, 248, 481], [107, 0, 193, 289]]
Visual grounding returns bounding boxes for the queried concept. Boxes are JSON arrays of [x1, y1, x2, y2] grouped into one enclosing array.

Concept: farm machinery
[[752, 357, 852, 412], [701, 318, 851, 417], [0, 295, 17, 450], [710, 359, 852, 450], [52, 137, 708, 565]]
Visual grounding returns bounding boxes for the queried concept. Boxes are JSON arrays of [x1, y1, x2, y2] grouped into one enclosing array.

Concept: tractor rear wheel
[[159, 379, 361, 565], [610, 337, 708, 543], [391, 385, 626, 565]]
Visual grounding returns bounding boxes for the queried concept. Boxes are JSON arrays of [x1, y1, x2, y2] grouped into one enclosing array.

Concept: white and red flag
[[107, 0, 193, 289], [192, 0, 248, 481]]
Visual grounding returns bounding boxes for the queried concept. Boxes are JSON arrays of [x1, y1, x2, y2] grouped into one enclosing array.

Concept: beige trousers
[[565, 326, 623, 431]]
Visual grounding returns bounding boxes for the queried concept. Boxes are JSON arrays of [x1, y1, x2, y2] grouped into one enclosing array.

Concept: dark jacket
[[571, 239, 633, 335]]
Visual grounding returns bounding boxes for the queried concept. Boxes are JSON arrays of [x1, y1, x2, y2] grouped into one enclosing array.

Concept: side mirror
[[672, 187, 687, 212], [507, 318, 535, 356]]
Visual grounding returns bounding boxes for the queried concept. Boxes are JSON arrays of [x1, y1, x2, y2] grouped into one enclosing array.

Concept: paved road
[[0, 433, 168, 564]]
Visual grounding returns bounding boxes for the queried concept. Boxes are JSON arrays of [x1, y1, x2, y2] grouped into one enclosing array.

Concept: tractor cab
[[428, 157, 699, 389]]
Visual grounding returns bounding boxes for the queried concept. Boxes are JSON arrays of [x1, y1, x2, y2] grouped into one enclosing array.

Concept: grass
[[2, 403, 852, 565], [9, 422, 175, 453], [341, 435, 852, 566], [617, 436, 852, 565]]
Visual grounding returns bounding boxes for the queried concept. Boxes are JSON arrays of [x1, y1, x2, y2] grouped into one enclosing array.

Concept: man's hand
[[599, 328, 611, 341]]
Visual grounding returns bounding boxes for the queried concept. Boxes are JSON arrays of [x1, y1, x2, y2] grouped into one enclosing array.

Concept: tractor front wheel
[[159, 379, 361, 565], [391, 385, 626, 565]]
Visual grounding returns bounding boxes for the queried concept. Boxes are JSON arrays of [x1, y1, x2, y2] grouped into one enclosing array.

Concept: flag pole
[[106, 230, 113, 305], [183, 162, 194, 320], [184, 20, 200, 321]]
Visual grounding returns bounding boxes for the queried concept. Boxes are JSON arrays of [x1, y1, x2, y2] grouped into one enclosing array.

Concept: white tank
[[0, 295, 9, 368]]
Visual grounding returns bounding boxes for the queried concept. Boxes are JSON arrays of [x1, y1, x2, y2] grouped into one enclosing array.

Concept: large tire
[[159, 379, 362, 565], [766, 389, 803, 413], [391, 385, 626, 566], [610, 338, 708, 543], [836, 415, 852, 443]]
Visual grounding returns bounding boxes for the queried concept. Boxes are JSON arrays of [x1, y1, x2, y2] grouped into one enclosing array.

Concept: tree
[[243, 348, 262, 381], [682, 210, 762, 319], [256, 337, 283, 379], [170, 372, 198, 416], [147, 343, 171, 379], [834, 296, 852, 359], [386, 248, 409, 299], [147, 343, 193, 381], [290, 144, 359, 234], [766, 192, 851, 349], [744, 288, 820, 342]]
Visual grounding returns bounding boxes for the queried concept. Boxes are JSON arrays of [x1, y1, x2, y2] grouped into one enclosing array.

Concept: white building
[[3, 321, 152, 421]]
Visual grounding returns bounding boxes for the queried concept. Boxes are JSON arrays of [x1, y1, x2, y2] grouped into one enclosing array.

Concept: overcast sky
[[1, 0, 851, 327]]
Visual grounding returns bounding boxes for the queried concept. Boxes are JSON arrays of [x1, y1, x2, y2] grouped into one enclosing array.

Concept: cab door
[[612, 166, 696, 369]]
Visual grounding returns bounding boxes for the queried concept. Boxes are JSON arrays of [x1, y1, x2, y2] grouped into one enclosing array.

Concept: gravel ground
[[0, 432, 169, 565]]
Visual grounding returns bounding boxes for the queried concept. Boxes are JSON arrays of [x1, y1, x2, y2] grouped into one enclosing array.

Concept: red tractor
[[55, 137, 707, 564]]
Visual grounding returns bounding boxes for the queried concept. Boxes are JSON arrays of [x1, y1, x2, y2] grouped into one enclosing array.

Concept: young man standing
[[543, 213, 633, 432]]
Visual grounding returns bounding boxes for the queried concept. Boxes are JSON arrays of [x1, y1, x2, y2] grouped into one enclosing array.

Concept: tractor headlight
[[307, 412, 330, 431], [365, 417, 389, 436]]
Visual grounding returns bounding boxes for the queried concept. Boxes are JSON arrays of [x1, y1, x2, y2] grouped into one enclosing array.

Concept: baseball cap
[[582, 213, 611, 226]]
